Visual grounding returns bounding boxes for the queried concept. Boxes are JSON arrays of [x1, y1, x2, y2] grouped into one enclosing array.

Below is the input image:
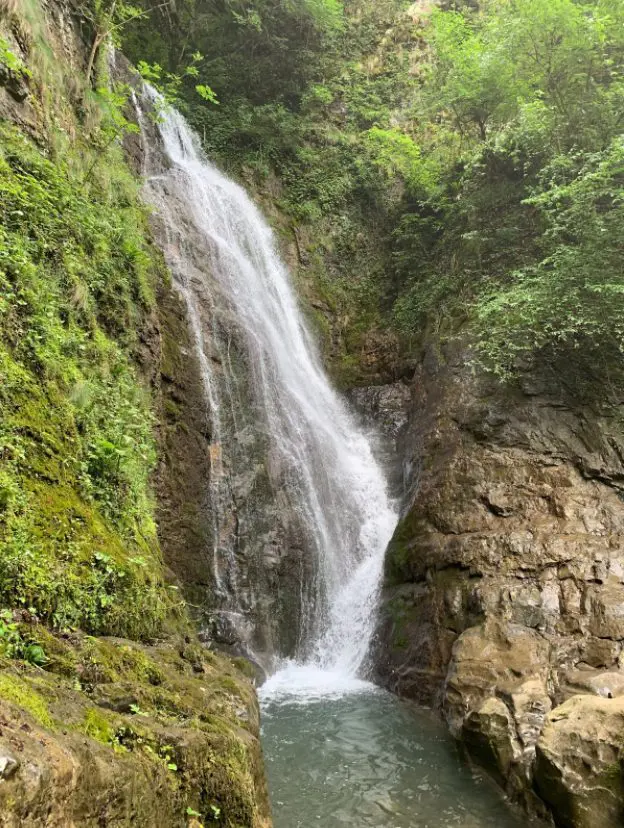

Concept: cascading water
[[134, 90, 529, 827], [138, 87, 397, 685]]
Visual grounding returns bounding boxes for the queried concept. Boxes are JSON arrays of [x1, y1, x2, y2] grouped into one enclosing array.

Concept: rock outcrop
[[535, 695, 624, 828], [375, 345, 624, 824], [0, 633, 270, 828]]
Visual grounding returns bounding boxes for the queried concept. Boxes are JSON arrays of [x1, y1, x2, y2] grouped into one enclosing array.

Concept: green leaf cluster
[[0, 609, 47, 665], [0, 36, 32, 79], [122, 0, 624, 387]]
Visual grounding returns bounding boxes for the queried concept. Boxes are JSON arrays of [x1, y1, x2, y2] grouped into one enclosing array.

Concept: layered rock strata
[[375, 346, 624, 824]]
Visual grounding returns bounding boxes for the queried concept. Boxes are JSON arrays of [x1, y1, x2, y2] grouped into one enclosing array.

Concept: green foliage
[[423, 7, 519, 143], [125, 0, 343, 109], [124, 0, 624, 388], [76, 0, 147, 48], [0, 37, 32, 78], [0, 609, 47, 665], [390, 0, 624, 385], [195, 84, 218, 104], [137, 52, 218, 107], [0, 122, 173, 638], [83, 84, 141, 181], [475, 138, 624, 374]]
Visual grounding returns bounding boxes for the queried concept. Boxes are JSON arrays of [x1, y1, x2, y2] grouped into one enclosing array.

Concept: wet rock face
[[152, 216, 311, 671], [349, 383, 412, 444], [375, 345, 624, 823], [132, 118, 318, 672], [348, 382, 412, 494]]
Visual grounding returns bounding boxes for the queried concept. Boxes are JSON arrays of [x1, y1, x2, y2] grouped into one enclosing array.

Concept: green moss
[[0, 118, 175, 639], [384, 506, 422, 583], [29, 627, 78, 676], [118, 645, 165, 686], [0, 3, 269, 823], [0, 671, 54, 728], [81, 707, 117, 745], [0, 627, 268, 825], [231, 657, 256, 680]]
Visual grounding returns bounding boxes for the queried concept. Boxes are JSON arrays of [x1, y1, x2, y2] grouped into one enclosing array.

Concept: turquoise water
[[261, 685, 525, 828]]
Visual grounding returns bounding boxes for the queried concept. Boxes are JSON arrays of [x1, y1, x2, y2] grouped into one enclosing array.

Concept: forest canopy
[[124, 0, 624, 388]]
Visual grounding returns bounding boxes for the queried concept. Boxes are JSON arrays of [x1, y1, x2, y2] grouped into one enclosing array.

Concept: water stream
[[139, 87, 396, 670], [137, 90, 523, 827]]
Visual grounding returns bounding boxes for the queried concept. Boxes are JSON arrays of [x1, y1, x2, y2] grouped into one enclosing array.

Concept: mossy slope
[[0, 632, 270, 827], [0, 2, 270, 825]]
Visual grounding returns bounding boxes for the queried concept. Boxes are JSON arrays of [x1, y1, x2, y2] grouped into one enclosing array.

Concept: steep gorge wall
[[0, 3, 270, 825], [374, 344, 624, 826]]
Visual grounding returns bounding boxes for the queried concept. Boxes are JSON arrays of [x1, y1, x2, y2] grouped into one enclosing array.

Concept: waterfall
[[138, 89, 397, 690]]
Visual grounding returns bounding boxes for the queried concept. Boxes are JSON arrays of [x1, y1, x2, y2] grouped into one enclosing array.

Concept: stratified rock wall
[[375, 344, 624, 824]]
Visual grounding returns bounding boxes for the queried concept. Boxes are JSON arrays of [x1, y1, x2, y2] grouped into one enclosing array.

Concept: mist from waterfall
[[138, 88, 397, 693]]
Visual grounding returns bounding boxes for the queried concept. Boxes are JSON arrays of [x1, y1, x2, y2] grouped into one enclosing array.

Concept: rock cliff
[[375, 344, 624, 824]]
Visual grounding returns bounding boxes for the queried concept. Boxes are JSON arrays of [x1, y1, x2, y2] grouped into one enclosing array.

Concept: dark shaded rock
[[349, 381, 412, 494], [0, 63, 29, 102]]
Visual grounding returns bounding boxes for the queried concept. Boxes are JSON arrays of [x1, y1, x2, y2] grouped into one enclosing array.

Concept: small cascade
[[137, 86, 397, 685]]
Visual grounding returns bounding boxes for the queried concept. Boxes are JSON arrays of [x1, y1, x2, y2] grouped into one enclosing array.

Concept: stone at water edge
[[534, 694, 624, 828]]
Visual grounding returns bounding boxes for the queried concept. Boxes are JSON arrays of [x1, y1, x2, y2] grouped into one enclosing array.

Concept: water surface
[[261, 679, 525, 828]]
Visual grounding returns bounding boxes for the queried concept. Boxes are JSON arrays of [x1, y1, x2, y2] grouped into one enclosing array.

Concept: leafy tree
[[391, 0, 624, 386], [76, 0, 145, 90], [475, 138, 624, 374]]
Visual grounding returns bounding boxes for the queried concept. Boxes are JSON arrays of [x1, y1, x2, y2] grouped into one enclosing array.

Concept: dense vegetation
[[394, 0, 624, 386], [0, 2, 175, 644], [0, 0, 622, 819], [125, 0, 624, 390], [0, 12, 273, 826]]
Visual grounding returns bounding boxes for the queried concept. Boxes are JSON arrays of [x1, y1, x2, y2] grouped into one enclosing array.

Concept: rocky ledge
[[374, 345, 624, 826], [0, 629, 270, 827]]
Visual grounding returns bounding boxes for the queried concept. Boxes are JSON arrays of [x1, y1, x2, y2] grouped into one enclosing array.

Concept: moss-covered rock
[[0, 2, 271, 825], [0, 632, 270, 827]]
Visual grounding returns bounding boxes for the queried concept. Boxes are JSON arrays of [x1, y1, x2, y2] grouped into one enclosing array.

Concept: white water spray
[[139, 89, 397, 696]]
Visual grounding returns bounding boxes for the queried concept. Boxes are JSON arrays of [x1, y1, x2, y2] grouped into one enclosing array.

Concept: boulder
[[535, 695, 624, 828], [444, 623, 549, 736]]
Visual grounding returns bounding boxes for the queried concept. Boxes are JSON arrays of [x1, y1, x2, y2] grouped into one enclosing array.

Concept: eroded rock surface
[[375, 345, 624, 824], [349, 381, 412, 494], [0, 633, 271, 828], [535, 695, 624, 828]]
